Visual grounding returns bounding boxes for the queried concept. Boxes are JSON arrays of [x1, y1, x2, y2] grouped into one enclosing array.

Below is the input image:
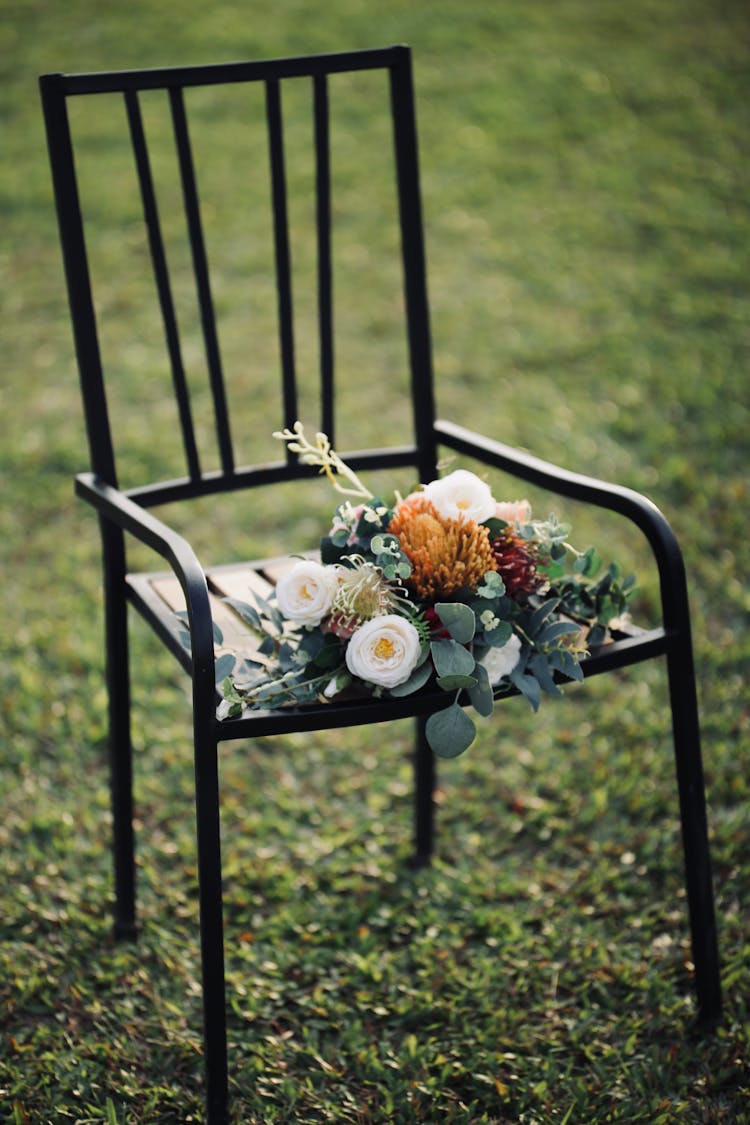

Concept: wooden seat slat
[[145, 558, 302, 670]]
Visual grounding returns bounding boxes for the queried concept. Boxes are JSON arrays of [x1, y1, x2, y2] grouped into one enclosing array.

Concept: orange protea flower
[[389, 496, 498, 600], [491, 527, 546, 599]]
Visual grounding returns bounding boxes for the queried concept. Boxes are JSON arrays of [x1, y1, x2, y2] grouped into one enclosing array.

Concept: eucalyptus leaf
[[575, 547, 601, 577], [529, 652, 563, 696], [549, 649, 584, 682], [468, 661, 494, 717], [214, 653, 236, 684], [430, 639, 476, 678], [476, 571, 506, 598], [565, 656, 584, 683], [371, 533, 401, 555], [434, 602, 475, 643], [309, 640, 344, 671], [538, 620, 581, 645], [483, 620, 513, 646], [231, 656, 267, 683], [529, 598, 561, 635], [510, 667, 542, 711], [436, 673, 478, 691], [388, 660, 433, 697], [223, 597, 262, 631], [298, 630, 327, 660], [425, 703, 476, 758], [587, 623, 607, 647]]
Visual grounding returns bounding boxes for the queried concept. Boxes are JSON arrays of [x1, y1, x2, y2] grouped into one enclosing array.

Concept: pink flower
[[494, 499, 532, 526], [329, 503, 365, 545]]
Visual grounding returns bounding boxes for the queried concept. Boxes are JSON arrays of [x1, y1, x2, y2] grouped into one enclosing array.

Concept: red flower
[[491, 529, 546, 599]]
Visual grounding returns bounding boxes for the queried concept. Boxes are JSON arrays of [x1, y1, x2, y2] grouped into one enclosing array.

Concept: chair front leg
[[665, 635, 722, 1024], [101, 519, 137, 940], [193, 714, 229, 1124]]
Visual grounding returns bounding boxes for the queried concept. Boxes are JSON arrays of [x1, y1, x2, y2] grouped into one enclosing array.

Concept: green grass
[[1, 0, 749, 1121]]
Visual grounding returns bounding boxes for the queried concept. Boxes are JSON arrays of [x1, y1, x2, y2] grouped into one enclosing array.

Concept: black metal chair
[[40, 46, 720, 1124]]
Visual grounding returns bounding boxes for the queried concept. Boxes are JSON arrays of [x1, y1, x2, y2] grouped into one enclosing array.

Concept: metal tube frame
[[41, 46, 721, 1125]]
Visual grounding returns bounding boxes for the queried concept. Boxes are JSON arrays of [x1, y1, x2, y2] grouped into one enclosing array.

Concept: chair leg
[[102, 521, 137, 941], [413, 715, 435, 866], [665, 637, 722, 1024], [193, 721, 229, 1124]]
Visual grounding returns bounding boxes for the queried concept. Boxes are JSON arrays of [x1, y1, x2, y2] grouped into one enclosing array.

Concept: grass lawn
[[1, 0, 748, 1121]]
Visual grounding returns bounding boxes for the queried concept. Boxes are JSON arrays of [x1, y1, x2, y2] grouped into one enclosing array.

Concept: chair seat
[[127, 555, 298, 680], [127, 557, 670, 737]]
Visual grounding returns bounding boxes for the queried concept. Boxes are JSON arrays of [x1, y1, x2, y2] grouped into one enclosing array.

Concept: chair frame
[[40, 46, 720, 1124]]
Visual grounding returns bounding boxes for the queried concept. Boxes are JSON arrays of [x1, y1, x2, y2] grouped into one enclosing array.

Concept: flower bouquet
[[220, 424, 636, 757]]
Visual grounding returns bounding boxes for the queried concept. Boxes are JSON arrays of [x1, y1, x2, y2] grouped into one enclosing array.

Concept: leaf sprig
[[274, 422, 374, 499]]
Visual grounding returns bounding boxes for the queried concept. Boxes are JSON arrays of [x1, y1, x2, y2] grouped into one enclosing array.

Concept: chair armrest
[[433, 418, 691, 631], [75, 472, 215, 681]]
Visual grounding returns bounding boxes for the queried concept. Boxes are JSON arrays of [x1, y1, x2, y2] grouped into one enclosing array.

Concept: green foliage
[[551, 559, 638, 646], [425, 701, 477, 757], [2, 0, 749, 1120]]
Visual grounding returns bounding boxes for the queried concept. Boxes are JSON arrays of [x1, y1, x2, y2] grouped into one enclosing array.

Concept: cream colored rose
[[345, 614, 422, 689], [275, 560, 339, 625], [494, 499, 532, 525], [423, 469, 496, 524], [481, 633, 522, 683]]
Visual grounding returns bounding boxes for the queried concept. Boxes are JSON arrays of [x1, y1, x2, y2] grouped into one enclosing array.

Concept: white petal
[[423, 469, 496, 523]]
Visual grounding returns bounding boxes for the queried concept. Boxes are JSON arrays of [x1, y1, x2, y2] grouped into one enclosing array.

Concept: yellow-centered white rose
[[275, 560, 339, 626], [422, 469, 496, 524], [345, 614, 422, 689]]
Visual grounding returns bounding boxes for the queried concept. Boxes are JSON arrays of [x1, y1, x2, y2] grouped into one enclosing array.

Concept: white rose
[[275, 560, 339, 625], [423, 469, 496, 524], [481, 633, 522, 683], [345, 614, 422, 689]]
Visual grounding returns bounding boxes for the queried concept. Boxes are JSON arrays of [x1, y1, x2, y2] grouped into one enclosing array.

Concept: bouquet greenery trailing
[[219, 424, 636, 757]]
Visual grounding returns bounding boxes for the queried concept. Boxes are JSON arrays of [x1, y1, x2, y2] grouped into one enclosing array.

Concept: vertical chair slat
[[313, 73, 335, 444], [388, 50, 438, 483], [125, 90, 202, 482], [169, 86, 235, 476], [265, 78, 298, 446]]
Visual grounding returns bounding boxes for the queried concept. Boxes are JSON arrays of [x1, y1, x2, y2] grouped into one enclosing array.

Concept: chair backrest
[[40, 46, 438, 506]]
